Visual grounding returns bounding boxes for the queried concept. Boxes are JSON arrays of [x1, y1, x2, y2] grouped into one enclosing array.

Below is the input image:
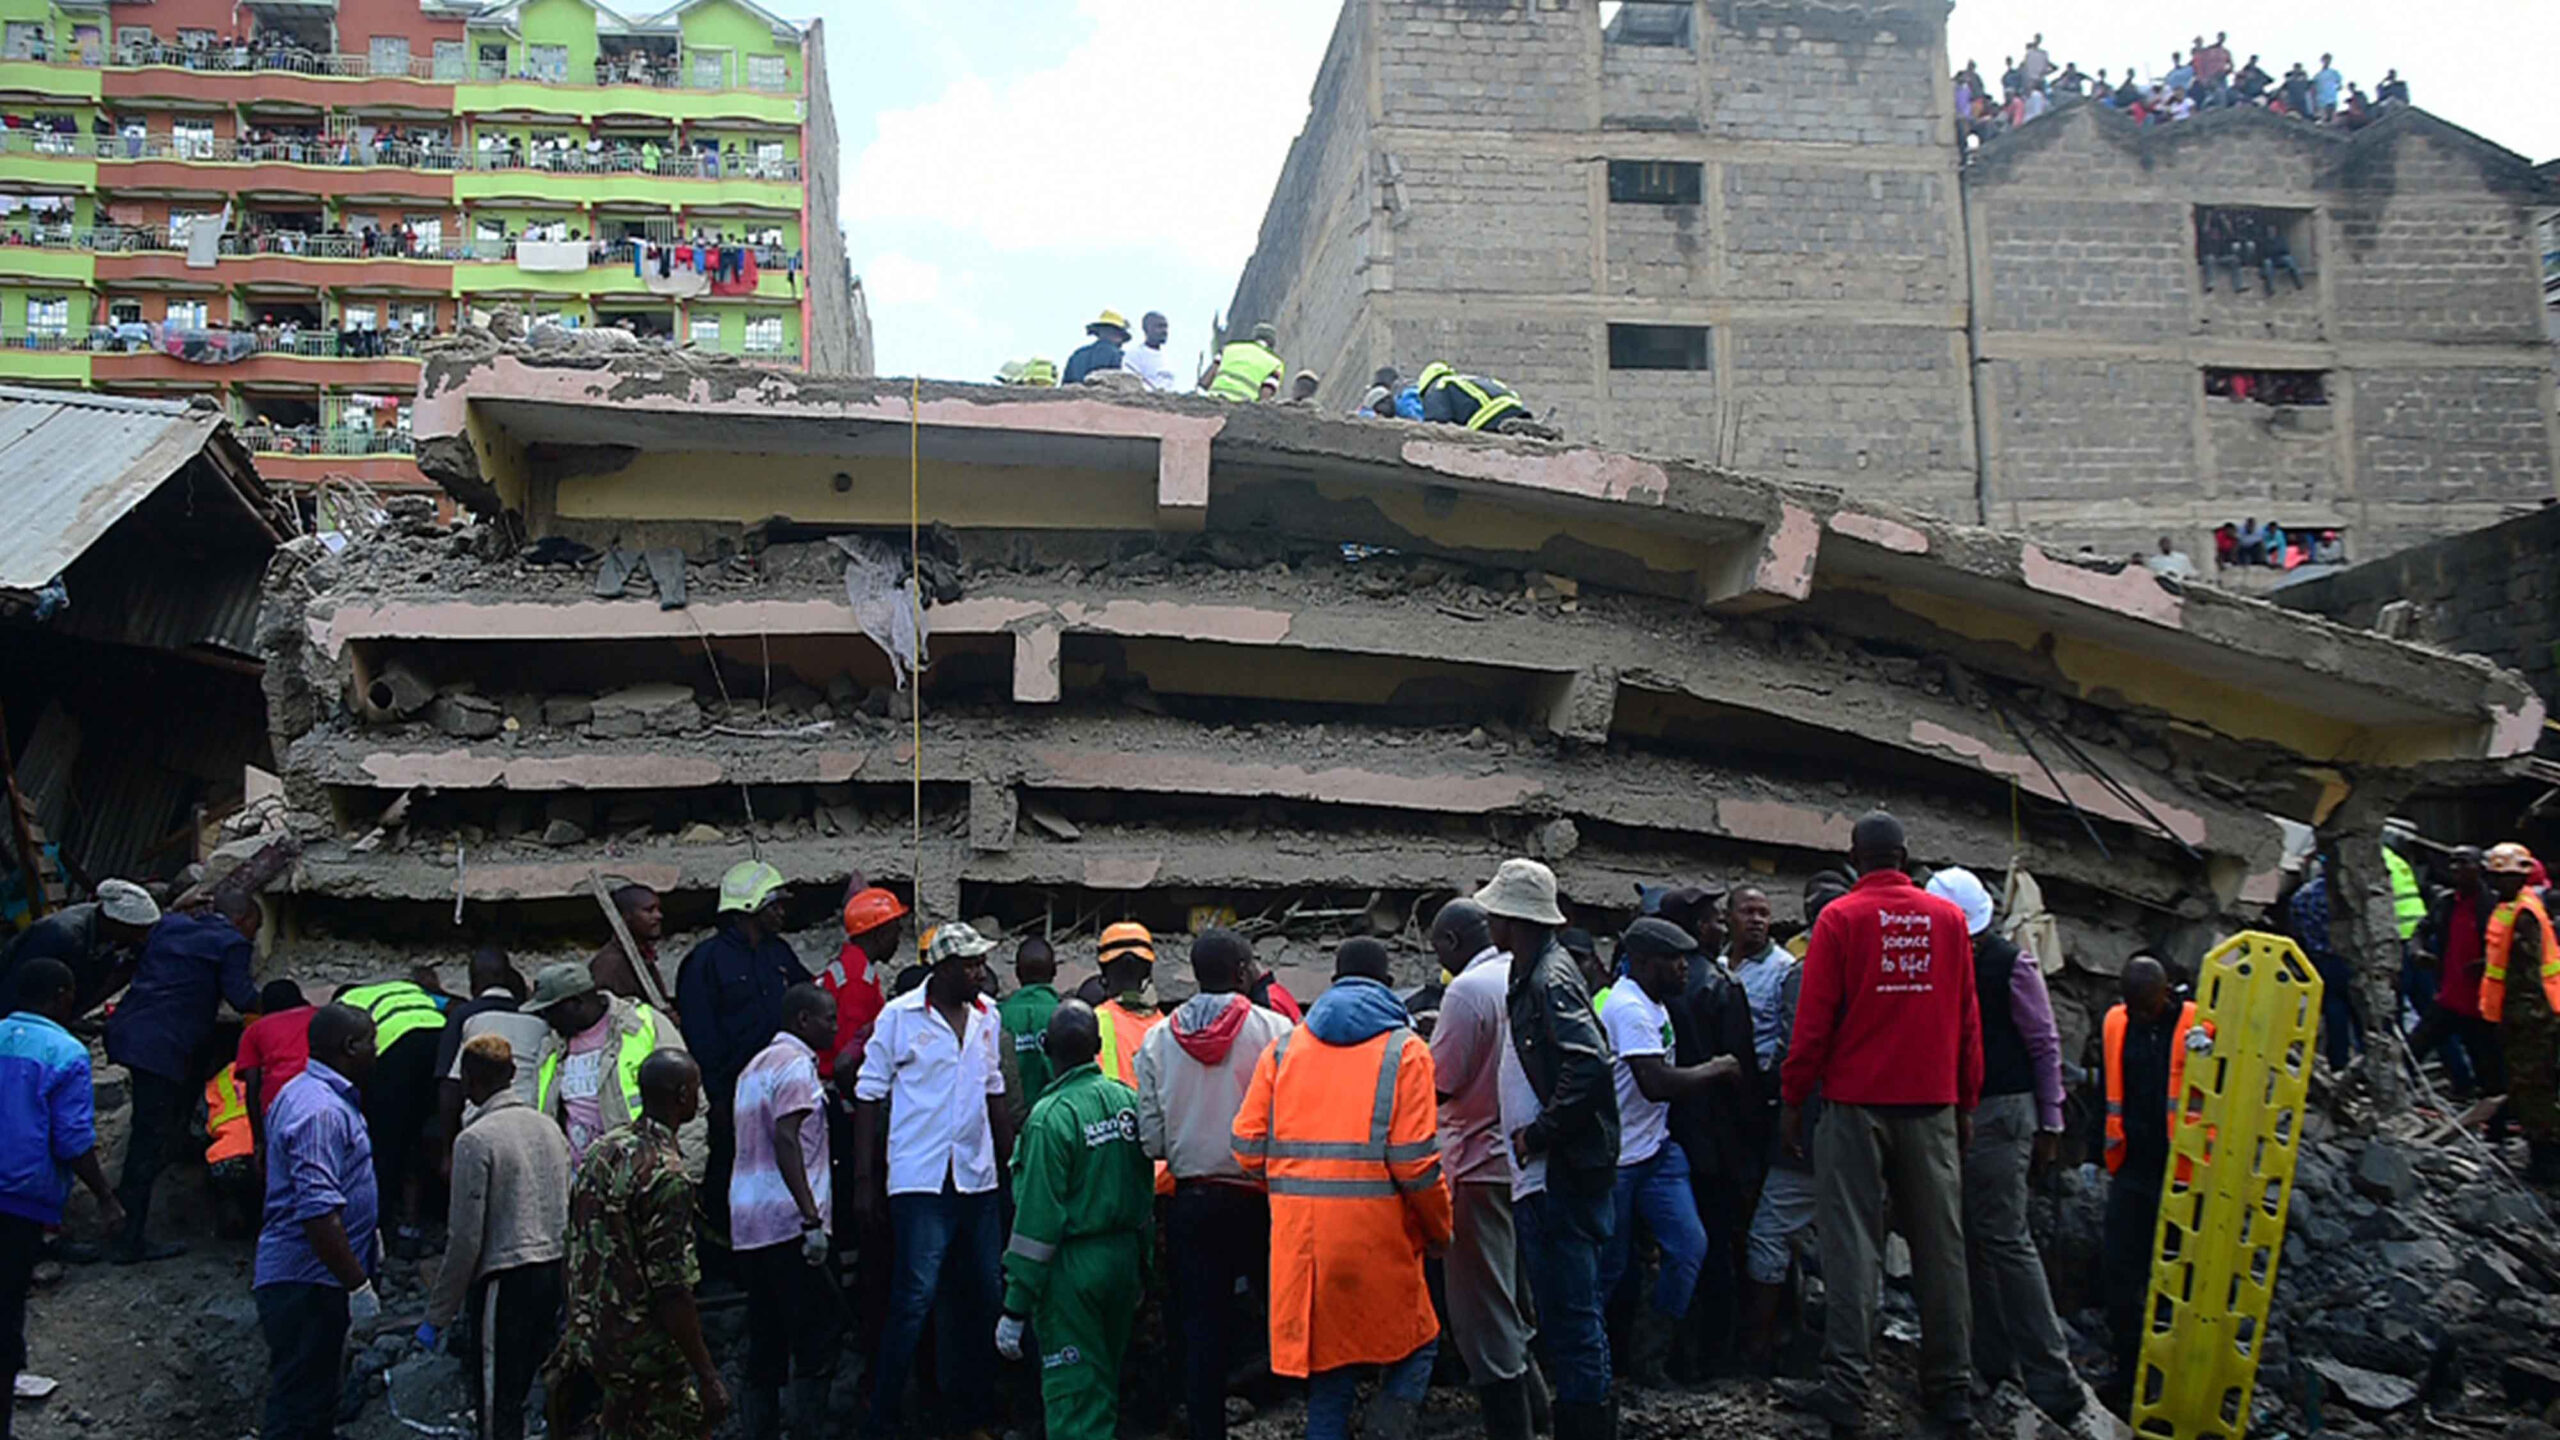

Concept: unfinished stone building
[[1967, 103, 2560, 565], [249, 340, 2538, 1039], [1226, 0, 2558, 566]]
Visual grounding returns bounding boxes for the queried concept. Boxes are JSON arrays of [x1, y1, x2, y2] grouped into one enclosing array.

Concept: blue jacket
[[676, 921, 807, 1089], [0, 1011, 96, 1224], [1062, 337, 1125, 385], [106, 910, 256, 1083]]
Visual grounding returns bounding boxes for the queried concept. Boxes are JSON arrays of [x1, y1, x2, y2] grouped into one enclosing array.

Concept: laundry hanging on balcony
[[634, 242, 709, 297], [184, 203, 230, 269], [515, 239, 590, 273], [156, 326, 258, 365], [708, 247, 759, 296]]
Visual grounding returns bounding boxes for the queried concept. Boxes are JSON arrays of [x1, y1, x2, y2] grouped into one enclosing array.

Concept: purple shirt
[[727, 1032, 828, 1251], [2007, 954, 2068, 1131], [254, 1060, 379, 1290]]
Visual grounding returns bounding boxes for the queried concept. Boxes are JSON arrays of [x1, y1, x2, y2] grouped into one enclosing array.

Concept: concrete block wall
[[1722, 324, 1972, 505], [1390, 148, 1598, 295], [1707, 15, 1940, 147], [2278, 504, 2560, 725], [1377, 2, 1591, 132], [1721, 164, 1953, 306], [1969, 104, 2559, 560], [1601, 40, 1702, 123]]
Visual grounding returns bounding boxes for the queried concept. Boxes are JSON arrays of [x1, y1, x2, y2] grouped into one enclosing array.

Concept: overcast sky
[[814, 0, 2559, 384]]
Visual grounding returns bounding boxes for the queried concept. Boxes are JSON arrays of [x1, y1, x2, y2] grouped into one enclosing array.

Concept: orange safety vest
[[204, 1066, 253, 1166], [1094, 998, 1163, 1088], [2481, 889, 2560, 1024], [2103, 1000, 2199, 1177], [1230, 1024, 1452, 1378]]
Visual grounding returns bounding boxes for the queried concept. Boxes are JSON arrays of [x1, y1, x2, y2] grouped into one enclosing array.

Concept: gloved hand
[[994, 1312, 1026, 1362], [800, 1225, 829, 1267], [412, 1322, 439, 1352], [347, 1282, 383, 1332]]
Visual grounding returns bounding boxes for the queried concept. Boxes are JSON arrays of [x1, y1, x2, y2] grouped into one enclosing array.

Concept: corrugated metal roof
[[0, 386, 234, 594]]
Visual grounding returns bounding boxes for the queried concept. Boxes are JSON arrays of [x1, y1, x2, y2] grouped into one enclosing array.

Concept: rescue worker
[[2481, 843, 2559, 1180], [1063, 310, 1131, 385], [1201, 322, 1284, 402], [1232, 938, 1450, 1440], [1416, 363, 1530, 433], [201, 1063, 260, 1236], [522, 963, 685, 1170], [0, 877, 158, 1017], [819, 886, 906, 1084], [546, 1050, 728, 1440], [1092, 922, 1166, 1088], [1928, 867, 2083, 1426], [996, 1001, 1153, 1440], [676, 860, 804, 1240], [997, 936, 1062, 1124], [339, 975, 449, 1250], [2095, 955, 2200, 1415], [997, 358, 1059, 387]]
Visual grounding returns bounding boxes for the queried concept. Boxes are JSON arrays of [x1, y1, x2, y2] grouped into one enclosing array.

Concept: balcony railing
[[0, 224, 802, 272], [237, 423, 418, 457], [0, 127, 801, 181], [29, 42, 801, 95], [0, 325, 428, 357]]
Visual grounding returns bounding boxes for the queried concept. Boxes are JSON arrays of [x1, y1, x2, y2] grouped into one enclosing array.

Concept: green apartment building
[[0, 0, 863, 493]]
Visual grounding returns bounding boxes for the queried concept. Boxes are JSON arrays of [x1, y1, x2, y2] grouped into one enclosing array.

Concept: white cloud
[[861, 251, 944, 306], [843, 0, 1342, 273]]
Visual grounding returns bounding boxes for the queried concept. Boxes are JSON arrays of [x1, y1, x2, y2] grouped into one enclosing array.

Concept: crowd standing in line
[[1955, 32, 2414, 150], [0, 818, 2551, 1440]]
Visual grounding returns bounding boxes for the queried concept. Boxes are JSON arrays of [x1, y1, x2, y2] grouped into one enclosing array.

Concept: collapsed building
[[1225, 0, 2560, 566], [247, 341, 2541, 1057]]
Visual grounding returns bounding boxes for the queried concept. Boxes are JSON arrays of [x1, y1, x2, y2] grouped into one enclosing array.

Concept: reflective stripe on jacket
[[2481, 889, 2560, 1024], [1206, 341, 1282, 402], [204, 1065, 252, 1164], [340, 981, 446, 1051], [1094, 998, 1163, 1088], [1230, 1024, 1452, 1376], [2102, 999, 2197, 1176], [1424, 373, 1524, 431]]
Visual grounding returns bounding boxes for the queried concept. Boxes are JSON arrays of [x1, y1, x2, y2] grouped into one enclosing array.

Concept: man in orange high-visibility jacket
[[1090, 923, 1166, 1088], [2481, 843, 2560, 1180], [1233, 938, 1451, 1440], [2096, 954, 2201, 1416]]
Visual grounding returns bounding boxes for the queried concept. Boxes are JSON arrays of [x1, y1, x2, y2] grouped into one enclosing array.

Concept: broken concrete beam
[[542, 695, 594, 728], [591, 683, 701, 738], [1535, 668, 1616, 744], [969, 781, 1018, 854], [363, 659, 435, 718], [502, 693, 543, 734], [430, 692, 502, 739]]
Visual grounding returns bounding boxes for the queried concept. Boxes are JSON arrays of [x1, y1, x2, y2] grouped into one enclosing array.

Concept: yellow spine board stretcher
[[2132, 931, 2323, 1439]]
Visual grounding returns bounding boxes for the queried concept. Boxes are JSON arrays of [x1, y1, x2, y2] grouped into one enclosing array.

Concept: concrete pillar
[[969, 781, 1018, 854], [2320, 782, 2414, 1116]]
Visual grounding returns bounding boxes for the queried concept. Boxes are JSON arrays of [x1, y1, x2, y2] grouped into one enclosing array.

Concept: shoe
[[1623, 1309, 1674, 1389], [1476, 1378, 1533, 1440], [108, 1238, 186, 1266], [1930, 1390, 1975, 1435], [1775, 1378, 1865, 1434], [49, 1238, 101, 1265], [1738, 1280, 1786, 1375], [1361, 1393, 1421, 1440]]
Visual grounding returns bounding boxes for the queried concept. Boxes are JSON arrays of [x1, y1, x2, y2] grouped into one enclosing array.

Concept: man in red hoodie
[[1778, 812, 1982, 1437]]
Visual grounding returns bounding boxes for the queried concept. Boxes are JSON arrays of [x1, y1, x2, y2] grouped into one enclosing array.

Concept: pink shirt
[[556, 1015, 616, 1165], [728, 1032, 829, 1252]]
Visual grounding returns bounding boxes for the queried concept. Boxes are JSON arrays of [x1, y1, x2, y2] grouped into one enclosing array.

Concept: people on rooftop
[[1954, 33, 2412, 151]]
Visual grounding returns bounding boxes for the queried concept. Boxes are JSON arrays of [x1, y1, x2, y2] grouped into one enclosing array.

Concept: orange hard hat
[[1098, 921, 1156, 965], [2484, 842, 2537, 876], [843, 887, 908, 936]]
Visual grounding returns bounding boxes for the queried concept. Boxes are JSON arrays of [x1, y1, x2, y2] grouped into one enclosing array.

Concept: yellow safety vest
[[204, 1066, 252, 1164], [2384, 849, 2425, 941], [536, 1005, 662, 1119], [340, 981, 447, 1051], [1426, 373, 1524, 431], [1206, 341, 1283, 402]]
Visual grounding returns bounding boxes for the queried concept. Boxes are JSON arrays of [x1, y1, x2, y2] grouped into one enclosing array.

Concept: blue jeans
[[1516, 1181, 1615, 1405], [256, 1282, 349, 1440], [865, 1187, 1001, 1437], [1600, 1144, 1708, 1319], [1306, 1340, 1436, 1440]]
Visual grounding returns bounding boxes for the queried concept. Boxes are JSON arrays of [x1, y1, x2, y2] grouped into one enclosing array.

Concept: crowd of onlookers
[[1956, 33, 2412, 148]]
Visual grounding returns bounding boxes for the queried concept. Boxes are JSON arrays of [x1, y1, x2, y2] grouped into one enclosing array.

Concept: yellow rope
[[908, 375, 923, 911]]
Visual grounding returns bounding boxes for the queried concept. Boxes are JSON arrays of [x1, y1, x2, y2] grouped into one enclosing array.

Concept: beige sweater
[[425, 1092, 572, 1328]]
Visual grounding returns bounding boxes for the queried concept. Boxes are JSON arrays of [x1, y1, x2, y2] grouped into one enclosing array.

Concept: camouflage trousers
[[2508, 988, 2560, 1144], [546, 1356, 705, 1440]]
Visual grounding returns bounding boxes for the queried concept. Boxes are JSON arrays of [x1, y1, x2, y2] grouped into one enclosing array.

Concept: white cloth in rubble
[[832, 535, 927, 691], [2001, 867, 2063, 976]]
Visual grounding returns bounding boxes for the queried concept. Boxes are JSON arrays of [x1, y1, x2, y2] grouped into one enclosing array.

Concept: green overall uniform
[[997, 982, 1061, 1123], [1003, 1062, 1154, 1440]]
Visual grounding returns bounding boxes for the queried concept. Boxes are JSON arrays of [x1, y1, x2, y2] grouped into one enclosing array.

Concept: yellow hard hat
[[718, 860, 786, 914], [1089, 310, 1131, 336]]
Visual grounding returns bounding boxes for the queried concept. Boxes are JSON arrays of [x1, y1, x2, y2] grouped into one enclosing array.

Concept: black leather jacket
[[1505, 939, 1620, 1194]]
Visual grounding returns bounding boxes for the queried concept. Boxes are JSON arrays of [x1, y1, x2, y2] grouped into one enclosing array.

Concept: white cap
[[1925, 867, 1995, 937], [1474, 858, 1567, 927], [95, 879, 161, 928]]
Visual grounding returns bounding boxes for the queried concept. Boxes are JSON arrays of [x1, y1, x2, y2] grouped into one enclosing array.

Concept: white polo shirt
[[852, 984, 1007, 1196], [1120, 341, 1182, 392]]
